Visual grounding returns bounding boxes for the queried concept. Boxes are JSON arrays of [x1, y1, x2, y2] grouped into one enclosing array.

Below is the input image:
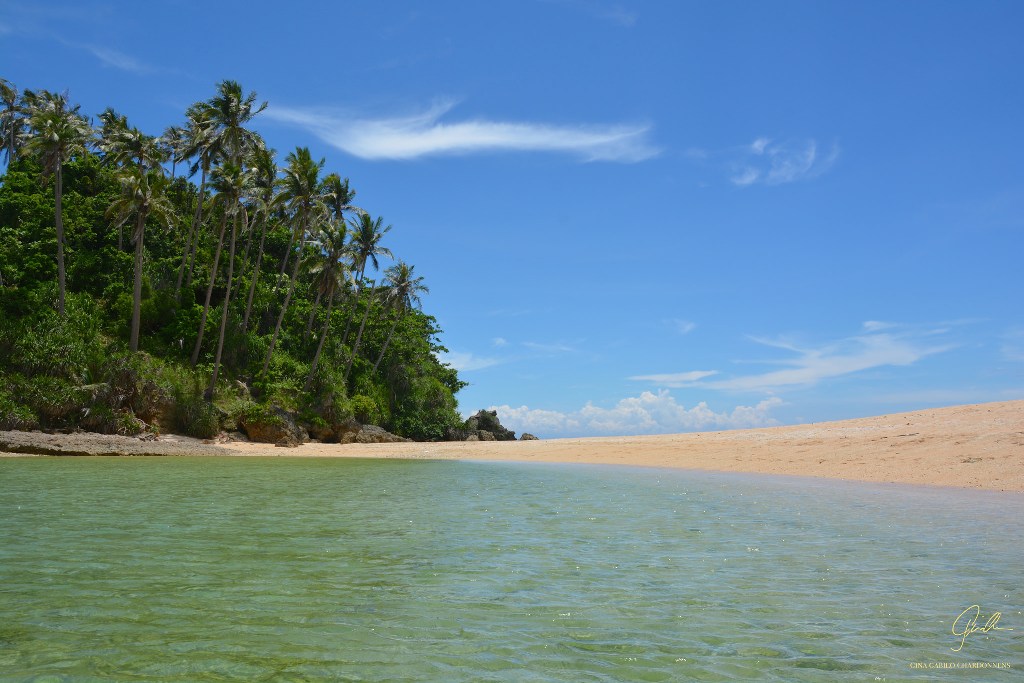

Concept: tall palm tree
[[373, 261, 428, 372], [201, 80, 266, 167], [204, 162, 253, 398], [0, 78, 26, 165], [97, 110, 164, 249], [261, 147, 326, 378], [22, 90, 93, 315], [174, 103, 216, 299], [106, 169, 176, 352], [303, 221, 350, 390], [160, 125, 187, 178], [344, 214, 393, 381], [240, 146, 279, 335], [304, 172, 362, 337]]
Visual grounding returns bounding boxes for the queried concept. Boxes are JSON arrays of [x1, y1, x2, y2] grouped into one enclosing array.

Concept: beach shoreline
[[3, 400, 1022, 492]]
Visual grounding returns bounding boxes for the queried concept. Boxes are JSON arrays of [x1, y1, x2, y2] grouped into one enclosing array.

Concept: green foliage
[[0, 79, 466, 441]]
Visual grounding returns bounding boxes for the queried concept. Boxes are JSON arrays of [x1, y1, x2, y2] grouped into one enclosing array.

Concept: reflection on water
[[1, 457, 1021, 681]]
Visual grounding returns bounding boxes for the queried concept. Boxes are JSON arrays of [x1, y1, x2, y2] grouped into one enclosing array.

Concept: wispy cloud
[[493, 392, 782, 437], [629, 370, 718, 387], [522, 340, 577, 354], [79, 44, 155, 74], [709, 332, 951, 392], [635, 327, 955, 394], [265, 99, 659, 162], [690, 137, 838, 187], [666, 318, 696, 335], [439, 350, 502, 372], [730, 137, 839, 186]]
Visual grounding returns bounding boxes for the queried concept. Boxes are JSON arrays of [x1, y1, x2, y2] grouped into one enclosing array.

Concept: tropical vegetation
[[0, 77, 466, 441]]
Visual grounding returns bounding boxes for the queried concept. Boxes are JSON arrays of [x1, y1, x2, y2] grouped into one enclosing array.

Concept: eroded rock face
[[239, 406, 308, 445], [463, 410, 516, 441], [520, 433, 539, 441], [340, 424, 409, 444]]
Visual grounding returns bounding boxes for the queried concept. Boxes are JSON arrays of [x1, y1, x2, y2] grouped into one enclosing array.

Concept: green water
[[1, 457, 1021, 682]]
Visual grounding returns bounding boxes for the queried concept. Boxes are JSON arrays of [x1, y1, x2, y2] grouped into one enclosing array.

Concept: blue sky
[[3, 1, 1022, 437]]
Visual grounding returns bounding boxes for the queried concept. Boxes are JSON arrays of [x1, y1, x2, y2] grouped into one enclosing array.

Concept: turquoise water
[[1, 457, 1021, 682]]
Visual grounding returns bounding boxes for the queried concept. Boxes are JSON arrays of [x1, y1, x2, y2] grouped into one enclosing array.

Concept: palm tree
[[240, 146, 279, 335], [0, 78, 26, 165], [22, 90, 93, 315], [160, 125, 187, 178], [344, 213, 393, 381], [204, 162, 253, 398], [261, 147, 327, 379], [201, 80, 266, 167], [97, 110, 164, 249], [304, 172, 362, 338], [174, 103, 216, 299], [373, 261, 428, 372], [106, 169, 176, 352], [303, 221, 350, 390]]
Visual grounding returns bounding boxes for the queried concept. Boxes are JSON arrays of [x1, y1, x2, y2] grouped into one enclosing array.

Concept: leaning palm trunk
[[261, 231, 307, 378], [303, 288, 323, 342], [303, 290, 336, 391], [175, 166, 207, 299], [240, 213, 269, 335], [207, 211, 239, 399], [54, 167, 67, 316], [190, 210, 228, 366], [373, 313, 402, 373], [129, 211, 147, 352], [344, 281, 376, 382]]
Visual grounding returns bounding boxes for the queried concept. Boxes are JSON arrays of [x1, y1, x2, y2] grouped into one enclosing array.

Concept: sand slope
[[3, 401, 1021, 492], [217, 400, 1024, 492]]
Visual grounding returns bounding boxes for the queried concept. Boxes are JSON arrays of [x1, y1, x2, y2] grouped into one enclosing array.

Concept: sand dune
[[217, 400, 1024, 492]]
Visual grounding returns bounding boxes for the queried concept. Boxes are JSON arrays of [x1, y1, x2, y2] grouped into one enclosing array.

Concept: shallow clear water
[[1, 457, 1022, 682]]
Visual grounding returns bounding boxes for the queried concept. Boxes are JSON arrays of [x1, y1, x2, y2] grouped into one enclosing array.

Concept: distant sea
[[2, 457, 1021, 681]]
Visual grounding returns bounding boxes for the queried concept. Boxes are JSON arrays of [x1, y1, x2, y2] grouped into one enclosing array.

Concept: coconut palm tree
[[106, 169, 176, 352], [261, 147, 327, 379], [304, 172, 362, 337], [201, 80, 266, 167], [22, 90, 93, 315], [373, 261, 428, 372], [97, 110, 164, 249], [303, 221, 350, 390], [0, 78, 26, 165], [160, 125, 187, 178], [204, 161, 253, 398], [344, 214, 393, 381], [240, 146, 279, 335], [174, 103, 216, 299]]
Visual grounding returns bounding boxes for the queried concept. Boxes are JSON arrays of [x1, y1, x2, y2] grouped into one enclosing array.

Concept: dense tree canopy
[[0, 78, 466, 441]]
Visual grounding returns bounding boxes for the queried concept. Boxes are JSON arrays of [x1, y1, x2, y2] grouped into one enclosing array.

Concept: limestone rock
[[239, 405, 307, 445], [463, 410, 516, 441], [520, 433, 539, 441]]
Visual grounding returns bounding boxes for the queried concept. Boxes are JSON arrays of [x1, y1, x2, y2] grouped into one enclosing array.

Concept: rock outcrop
[[239, 405, 308, 445], [463, 410, 516, 441], [520, 433, 539, 441]]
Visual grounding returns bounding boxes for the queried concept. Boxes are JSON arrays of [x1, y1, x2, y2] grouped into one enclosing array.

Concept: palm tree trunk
[[303, 290, 336, 391], [190, 209, 228, 367], [303, 288, 322, 341], [54, 166, 66, 316], [207, 211, 238, 399], [241, 214, 268, 335], [176, 165, 206, 298], [345, 281, 375, 382], [261, 230, 307, 378], [373, 312, 402, 373], [129, 212, 146, 352], [183, 166, 209, 293]]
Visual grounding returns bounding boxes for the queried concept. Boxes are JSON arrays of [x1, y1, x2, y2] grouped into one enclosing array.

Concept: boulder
[[475, 430, 497, 441], [339, 423, 409, 444], [464, 410, 516, 441], [239, 405, 308, 445], [520, 433, 539, 441]]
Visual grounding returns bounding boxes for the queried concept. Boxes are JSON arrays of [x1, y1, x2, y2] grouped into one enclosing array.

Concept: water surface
[[1, 457, 1021, 681]]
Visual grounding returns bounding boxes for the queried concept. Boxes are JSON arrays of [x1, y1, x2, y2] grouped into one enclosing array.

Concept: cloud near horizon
[[633, 329, 953, 394], [265, 100, 659, 162], [730, 137, 839, 186], [492, 392, 782, 437]]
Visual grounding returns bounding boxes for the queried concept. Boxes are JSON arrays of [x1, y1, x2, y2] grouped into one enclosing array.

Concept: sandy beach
[[3, 400, 1022, 492]]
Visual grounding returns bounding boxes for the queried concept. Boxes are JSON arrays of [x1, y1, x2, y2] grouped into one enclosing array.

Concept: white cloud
[[628, 370, 718, 387], [706, 332, 952, 392], [666, 318, 696, 335], [730, 138, 839, 187], [522, 340, 577, 353], [265, 100, 659, 162], [439, 351, 501, 372], [862, 320, 896, 332], [82, 45, 154, 73], [492, 337, 508, 348], [493, 392, 782, 437]]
